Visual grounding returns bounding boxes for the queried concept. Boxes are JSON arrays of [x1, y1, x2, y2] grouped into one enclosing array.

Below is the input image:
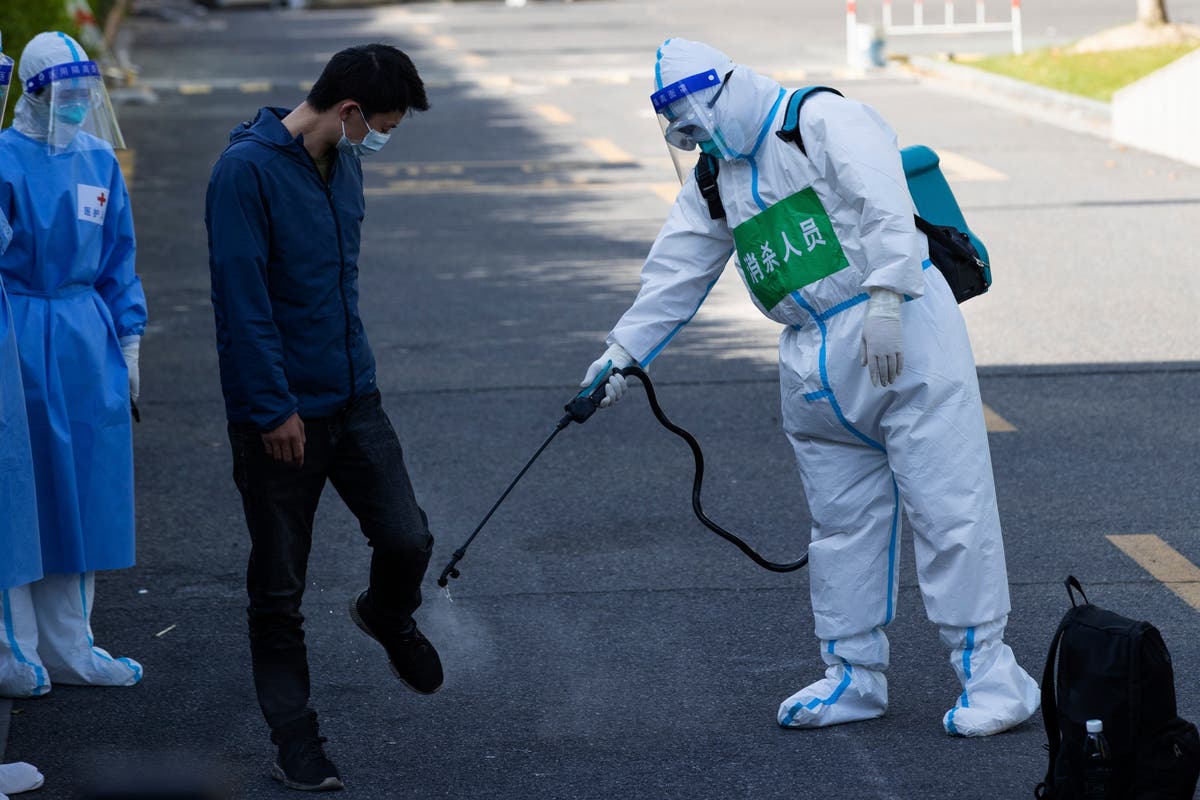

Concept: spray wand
[[437, 365, 807, 588]]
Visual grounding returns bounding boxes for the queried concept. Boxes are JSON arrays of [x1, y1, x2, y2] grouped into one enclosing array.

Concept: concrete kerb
[[892, 55, 1112, 140]]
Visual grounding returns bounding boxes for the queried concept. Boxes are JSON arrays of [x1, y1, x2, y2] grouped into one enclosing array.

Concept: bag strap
[[695, 152, 726, 220], [1034, 577, 1091, 798], [1036, 612, 1070, 797], [775, 86, 844, 155], [1065, 575, 1089, 608]]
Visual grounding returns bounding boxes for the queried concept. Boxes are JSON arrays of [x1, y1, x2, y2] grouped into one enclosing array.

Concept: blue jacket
[[206, 107, 377, 431]]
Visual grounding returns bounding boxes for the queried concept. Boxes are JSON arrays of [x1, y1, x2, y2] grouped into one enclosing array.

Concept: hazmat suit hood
[[13, 30, 123, 152], [653, 38, 784, 160]]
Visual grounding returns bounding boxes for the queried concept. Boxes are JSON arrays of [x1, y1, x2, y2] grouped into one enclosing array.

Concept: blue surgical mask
[[698, 139, 722, 158], [336, 106, 390, 158], [55, 102, 88, 126]]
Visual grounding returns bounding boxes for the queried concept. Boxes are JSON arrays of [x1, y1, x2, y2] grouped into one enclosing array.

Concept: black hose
[[618, 366, 808, 573]]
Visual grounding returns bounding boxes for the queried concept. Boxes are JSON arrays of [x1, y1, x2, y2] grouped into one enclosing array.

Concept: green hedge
[[1, 1, 78, 127]]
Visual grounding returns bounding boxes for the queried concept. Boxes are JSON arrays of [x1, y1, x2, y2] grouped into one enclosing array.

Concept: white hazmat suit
[[585, 39, 1038, 736]]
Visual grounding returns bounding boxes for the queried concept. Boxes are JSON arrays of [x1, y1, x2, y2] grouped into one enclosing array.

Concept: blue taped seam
[[884, 479, 899, 625], [959, 626, 975, 708], [804, 389, 831, 402], [2, 589, 49, 694], [781, 661, 854, 725], [818, 293, 869, 321], [654, 39, 671, 91], [789, 290, 884, 452], [641, 267, 724, 366], [58, 32, 83, 62]]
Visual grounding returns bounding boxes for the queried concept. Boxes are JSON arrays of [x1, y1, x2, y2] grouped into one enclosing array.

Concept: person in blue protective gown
[[0, 31, 145, 697]]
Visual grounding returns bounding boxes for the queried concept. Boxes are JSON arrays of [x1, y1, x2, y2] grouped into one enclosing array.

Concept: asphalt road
[[4, 2, 1198, 799]]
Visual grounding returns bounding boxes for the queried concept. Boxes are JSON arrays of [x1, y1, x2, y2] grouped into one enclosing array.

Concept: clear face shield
[[25, 59, 125, 153], [651, 68, 734, 162], [0, 54, 13, 125]]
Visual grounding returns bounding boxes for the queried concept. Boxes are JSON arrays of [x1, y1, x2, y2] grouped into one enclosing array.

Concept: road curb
[[895, 55, 1112, 140]]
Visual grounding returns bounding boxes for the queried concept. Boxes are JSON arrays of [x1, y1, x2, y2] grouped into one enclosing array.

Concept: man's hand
[[262, 413, 305, 466], [860, 288, 904, 387]]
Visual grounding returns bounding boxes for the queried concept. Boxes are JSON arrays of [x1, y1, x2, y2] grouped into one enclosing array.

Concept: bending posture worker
[[0, 31, 145, 698], [206, 44, 441, 792], [0, 211, 46, 799], [582, 39, 1038, 737]]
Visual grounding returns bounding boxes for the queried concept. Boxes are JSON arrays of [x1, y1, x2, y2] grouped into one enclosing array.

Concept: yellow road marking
[[936, 150, 1007, 182], [116, 149, 136, 188], [476, 75, 513, 90], [179, 83, 212, 95], [240, 81, 272, 93], [651, 183, 680, 204], [982, 404, 1016, 432], [584, 138, 636, 164], [1107, 534, 1200, 611], [533, 104, 575, 125], [772, 70, 809, 82], [432, 35, 458, 49], [298, 80, 314, 92]]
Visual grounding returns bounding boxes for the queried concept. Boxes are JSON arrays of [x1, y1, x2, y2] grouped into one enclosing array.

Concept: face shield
[[0, 52, 13, 125], [24, 58, 125, 154], [651, 68, 734, 160]]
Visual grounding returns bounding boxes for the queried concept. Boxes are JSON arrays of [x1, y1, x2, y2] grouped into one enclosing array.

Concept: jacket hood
[[228, 107, 311, 166], [653, 38, 784, 159]]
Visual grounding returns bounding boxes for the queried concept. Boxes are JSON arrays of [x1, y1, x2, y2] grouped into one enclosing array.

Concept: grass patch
[[970, 43, 1199, 102]]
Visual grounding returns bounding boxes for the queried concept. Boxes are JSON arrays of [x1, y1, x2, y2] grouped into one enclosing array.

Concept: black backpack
[[1035, 576, 1200, 799]]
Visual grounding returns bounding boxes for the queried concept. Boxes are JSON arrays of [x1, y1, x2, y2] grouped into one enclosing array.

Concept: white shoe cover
[[940, 617, 1039, 737], [0, 762, 45, 795], [30, 574, 142, 688], [0, 587, 51, 698], [778, 663, 888, 728]]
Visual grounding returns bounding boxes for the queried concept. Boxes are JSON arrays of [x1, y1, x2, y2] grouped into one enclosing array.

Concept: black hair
[[307, 43, 430, 117]]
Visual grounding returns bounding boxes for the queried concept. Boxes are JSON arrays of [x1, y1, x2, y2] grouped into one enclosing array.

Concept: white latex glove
[[860, 288, 903, 387], [580, 342, 635, 408], [120, 335, 141, 403]]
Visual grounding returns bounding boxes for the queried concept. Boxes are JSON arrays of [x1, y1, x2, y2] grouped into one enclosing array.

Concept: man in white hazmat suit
[[582, 39, 1038, 736]]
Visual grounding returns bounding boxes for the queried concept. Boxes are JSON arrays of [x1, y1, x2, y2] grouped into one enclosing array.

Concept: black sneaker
[[350, 590, 444, 694], [272, 736, 343, 792]]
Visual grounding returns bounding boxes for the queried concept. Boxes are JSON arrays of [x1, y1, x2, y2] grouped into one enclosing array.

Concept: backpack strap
[[1035, 612, 1070, 798], [1034, 577, 1092, 799], [776, 86, 845, 155], [694, 151, 726, 220]]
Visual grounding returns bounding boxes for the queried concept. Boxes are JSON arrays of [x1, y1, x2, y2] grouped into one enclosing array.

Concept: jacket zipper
[[305, 149, 357, 405]]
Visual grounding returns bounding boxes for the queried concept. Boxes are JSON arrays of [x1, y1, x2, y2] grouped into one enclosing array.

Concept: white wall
[[1112, 49, 1200, 167]]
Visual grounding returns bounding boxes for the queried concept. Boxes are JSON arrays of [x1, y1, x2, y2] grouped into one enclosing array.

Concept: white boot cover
[[31, 573, 142, 687], [0, 586, 50, 698], [0, 763, 44, 795], [778, 630, 889, 728], [940, 616, 1039, 737]]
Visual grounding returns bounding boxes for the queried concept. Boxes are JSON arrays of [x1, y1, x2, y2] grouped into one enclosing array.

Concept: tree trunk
[[1137, 0, 1169, 26]]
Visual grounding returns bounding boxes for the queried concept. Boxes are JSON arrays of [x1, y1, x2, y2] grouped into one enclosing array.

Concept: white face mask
[[336, 106, 390, 158]]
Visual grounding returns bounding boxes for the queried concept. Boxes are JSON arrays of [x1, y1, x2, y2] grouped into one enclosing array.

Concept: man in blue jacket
[[206, 44, 438, 792]]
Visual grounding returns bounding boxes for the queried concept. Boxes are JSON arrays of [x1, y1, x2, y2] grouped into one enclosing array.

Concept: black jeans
[[228, 390, 433, 739]]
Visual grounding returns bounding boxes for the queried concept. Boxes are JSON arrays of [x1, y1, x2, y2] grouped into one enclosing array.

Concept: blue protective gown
[[0, 129, 146, 574], [0, 213, 41, 590]]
